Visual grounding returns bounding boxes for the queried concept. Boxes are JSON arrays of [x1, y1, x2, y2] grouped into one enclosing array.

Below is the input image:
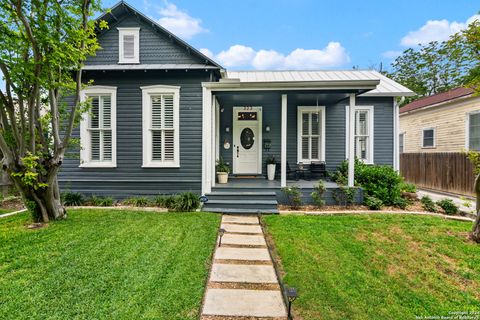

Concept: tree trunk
[[472, 174, 480, 243]]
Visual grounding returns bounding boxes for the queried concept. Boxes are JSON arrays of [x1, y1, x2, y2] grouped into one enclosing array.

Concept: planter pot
[[267, 164, 276, 181], [217, 172, 229, 184]]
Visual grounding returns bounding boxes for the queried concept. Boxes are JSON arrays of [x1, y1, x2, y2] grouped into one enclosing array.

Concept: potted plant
[[266, 155, 276, 181], [216, 157, 230, 184]]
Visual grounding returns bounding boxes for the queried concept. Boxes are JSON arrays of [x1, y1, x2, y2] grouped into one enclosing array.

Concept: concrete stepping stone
[[222, 215, 259, 224], [221, 223, 262, 234], [221, 234, 266, 246], [215, 247, 271, 261], [203, 288, 287, 317], [210, 264, 278, 283]]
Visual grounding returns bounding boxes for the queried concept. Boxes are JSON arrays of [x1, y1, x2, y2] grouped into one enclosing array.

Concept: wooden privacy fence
[[400, 152, 475, 196]]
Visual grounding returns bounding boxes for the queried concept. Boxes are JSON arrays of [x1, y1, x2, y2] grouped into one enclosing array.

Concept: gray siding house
[[59, 2, 414, 212]]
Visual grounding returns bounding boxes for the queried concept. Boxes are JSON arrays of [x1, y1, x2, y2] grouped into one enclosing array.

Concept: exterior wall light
[[225, 126, 230, 133], [265, 125, 270, 132], [285, 287, 298, 320]]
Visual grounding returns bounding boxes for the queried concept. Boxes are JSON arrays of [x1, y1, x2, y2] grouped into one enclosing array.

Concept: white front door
[[233, 107, 262, 174]]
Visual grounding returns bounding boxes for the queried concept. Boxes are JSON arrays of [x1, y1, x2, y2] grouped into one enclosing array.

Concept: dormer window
[[118, 27, 140, 64]]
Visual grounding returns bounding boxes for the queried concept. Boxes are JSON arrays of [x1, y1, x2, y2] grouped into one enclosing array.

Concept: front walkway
[[201, 215, 287, 319], [417, 189, 476, 215]]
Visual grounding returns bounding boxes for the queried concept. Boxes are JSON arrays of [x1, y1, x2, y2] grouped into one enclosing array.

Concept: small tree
[[0, 0, 104, 222]]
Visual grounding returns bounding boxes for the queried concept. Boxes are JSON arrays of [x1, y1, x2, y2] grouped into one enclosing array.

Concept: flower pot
[[267, 164, 276, 181], [217, 172, 229, 184]]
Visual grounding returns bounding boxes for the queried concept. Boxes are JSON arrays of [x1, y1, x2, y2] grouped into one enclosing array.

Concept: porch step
[[202, 189, 279, 214]]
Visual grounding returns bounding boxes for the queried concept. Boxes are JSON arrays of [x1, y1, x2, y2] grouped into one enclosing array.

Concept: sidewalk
[[417, 189, 476, 215], [201, 215, 287, 319]]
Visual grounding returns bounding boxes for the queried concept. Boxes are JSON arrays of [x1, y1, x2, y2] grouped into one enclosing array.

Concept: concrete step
[[204, 208, 279, 214], [214, 247, 270, 261], [210, 264, 278, 283]]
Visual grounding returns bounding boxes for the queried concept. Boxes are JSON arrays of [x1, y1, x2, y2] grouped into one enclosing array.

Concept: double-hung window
[[468, 111, 480, 151], [80, 86, 117, 167], [422, 128, 435, 148], [347, 106, 374, 164], [141, 85, 180, 167], [399, 133, 405, 154], [297, 106, 325, 163], [118, 27, 140, 64]]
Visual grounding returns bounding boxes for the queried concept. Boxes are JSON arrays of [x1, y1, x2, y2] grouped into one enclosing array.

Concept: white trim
[[297, 106, 326, 164], [232, 106, 263, 174], [118, 27, 140, 64], [399, 132, 405, 154], [281, 94, 287, 187], [393, 98, 399, 171], [348, 94, 355, 187], [202, 87, 213, 194], [421, 127, 436, 149], [465, 110, 480, 150], [141, 85, 180, 168], [211, 95, 217, 187], [347, 105, 374, 164], [79, 86, 117, 168]]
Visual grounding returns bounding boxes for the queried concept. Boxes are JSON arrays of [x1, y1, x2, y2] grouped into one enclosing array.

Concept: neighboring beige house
[[399, 87, 480, 153]]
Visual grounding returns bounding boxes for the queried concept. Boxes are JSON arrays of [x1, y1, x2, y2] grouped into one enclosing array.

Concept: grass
[[264, 214, 480, 320], [0, 208, 15, 215], [0, 209, 220, 320]]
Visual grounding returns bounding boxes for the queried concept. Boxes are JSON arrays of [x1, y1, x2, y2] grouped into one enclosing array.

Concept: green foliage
[[153, 194, 178, 210], [355, 163, 403, 206], [465, 150, 480, 176], [333, 186, 357, 207], [329, 160, 350, 185], [400, 182, 417, 193], [281, 186, 302, 209], [61, 191, 84, 206], [86, 195, 115, 207], [311, 180, 326, 207], [25, 199, 39, 221], [122, 196, 151, 207], [364, 195, 383, 210], [420, 196, 437, 213], [266, 155, 276, 165], [173, 192, 200, 212], [392, 197, 410, 210], [436, 199, 459, 215], [10, 153, 48, 190], [216, 157, 230, 173]]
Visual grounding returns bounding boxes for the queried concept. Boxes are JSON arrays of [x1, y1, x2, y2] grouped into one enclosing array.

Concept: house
[[399, 87, 480, 153], [59, 1, 414, 213]]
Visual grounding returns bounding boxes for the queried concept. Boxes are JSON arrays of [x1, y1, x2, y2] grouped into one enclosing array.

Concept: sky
[[0, 0, 479, 89]]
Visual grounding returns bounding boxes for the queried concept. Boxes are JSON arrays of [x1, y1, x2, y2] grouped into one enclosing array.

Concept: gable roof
[[95, 1, 222, 69], [400, 87, 475, 114], [223, 70, 415, 97]]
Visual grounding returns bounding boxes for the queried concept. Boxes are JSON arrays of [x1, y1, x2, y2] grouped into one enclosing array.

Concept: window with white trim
[[468, 112, 480, 151], [422, 128, 435, 148], [80, 86, 117, 167], [297, 106, 325, 163], [141, 85, 180, 167], [399, 133, 405, 154], [118, 27, 139, 64], [348, 106, 374, 164]]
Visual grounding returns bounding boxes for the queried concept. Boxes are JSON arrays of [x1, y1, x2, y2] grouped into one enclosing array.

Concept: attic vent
[[117, 27, 140, 64]]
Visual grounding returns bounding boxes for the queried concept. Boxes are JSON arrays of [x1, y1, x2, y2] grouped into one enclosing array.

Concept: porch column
[[393, 98, 400, 171], [202, 87, 213, 194], [211, 95, 217, 188], [281, 94, 287, 187], [348, 94, 356, 187]]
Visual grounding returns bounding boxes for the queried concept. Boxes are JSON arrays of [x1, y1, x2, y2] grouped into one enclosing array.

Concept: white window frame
[[118, 27, 140, 64], [399, 132, 405, 154], [466, 110, 480, 150], [79, 86, 117, 168], [297, 106, 326, 164], [345, 105, 374, 164], [421, 127, 436, 148], [141, 85, 180, 168]]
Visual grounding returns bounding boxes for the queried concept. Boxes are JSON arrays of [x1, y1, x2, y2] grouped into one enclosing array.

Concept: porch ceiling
[[215, 91, 355, 105]]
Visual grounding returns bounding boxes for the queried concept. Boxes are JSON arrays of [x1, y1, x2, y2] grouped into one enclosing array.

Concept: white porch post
[[348, 94, 356, 187], [202, 87, 213, 194], [211, 95, 217, 187], [393, 98, 400, 171], [281, 94, 287, 187]]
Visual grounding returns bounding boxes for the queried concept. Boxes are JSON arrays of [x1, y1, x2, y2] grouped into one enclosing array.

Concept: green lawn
[[264, 214, 480, 320], [0, 209, 220, 320]]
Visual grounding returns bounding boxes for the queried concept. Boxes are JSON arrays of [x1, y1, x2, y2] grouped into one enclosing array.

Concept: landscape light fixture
[[285, 287, 298, 320], [218, 228, 226, 247]]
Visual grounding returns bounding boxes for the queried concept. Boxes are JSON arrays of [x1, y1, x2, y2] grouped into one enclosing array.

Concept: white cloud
[[211, 42, 350, 70], [382, 50, 402, 59], [400, 14, 480, 46], [157, 1, 206, 39], [199, 48, 213, 58]]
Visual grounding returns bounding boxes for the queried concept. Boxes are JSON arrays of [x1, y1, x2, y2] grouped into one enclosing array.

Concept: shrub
[[281, 186, 302, 209], [355, 163, 403, 206], [61, 191, 84, 206], [400, 182, 417, 193], [333, 186, 357, 207], [392, 197, 410, 210], [436, 199, 459, 215], [364, 195, 382, 210], [420, 196, 437, 212], [311, 180, 326, 207], [87, 195, 115, 207], [122, 196, 151, 207], [465, 150, 480, 176], [173, 192, 200, 212]]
